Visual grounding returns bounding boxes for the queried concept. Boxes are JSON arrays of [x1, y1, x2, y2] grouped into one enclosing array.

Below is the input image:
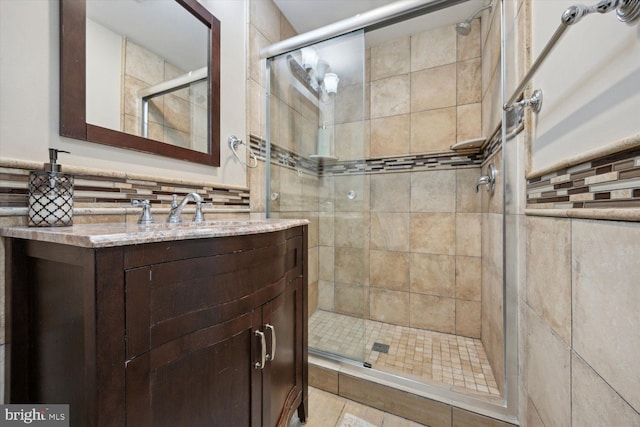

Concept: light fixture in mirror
[[60, 0, 221, 166]]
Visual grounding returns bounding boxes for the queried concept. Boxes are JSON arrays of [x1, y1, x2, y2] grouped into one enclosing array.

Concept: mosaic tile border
[[0, 162, 250, 210], [527, 146, 640, 209], [249, 133, 502, 177]]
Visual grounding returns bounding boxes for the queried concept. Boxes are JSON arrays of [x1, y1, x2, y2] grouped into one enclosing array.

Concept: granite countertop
[[0, 219, 309, 248]]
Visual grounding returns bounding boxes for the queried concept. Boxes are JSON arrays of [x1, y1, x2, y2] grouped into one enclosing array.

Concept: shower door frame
[[261, 0, 520, 423]]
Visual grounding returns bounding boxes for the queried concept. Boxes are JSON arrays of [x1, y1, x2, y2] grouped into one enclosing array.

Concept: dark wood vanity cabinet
[[5, 226, 308, 427]]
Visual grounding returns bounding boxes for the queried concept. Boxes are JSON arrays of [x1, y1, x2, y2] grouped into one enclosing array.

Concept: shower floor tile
[[309, 310, 501, 397]]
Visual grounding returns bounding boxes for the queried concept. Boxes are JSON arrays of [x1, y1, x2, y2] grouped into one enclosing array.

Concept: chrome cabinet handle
[[255, 330, 266, 369], [265, 324, 276, 361]]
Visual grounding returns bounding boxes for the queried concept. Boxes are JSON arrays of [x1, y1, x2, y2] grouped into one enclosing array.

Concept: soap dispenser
[[28, 149, 74, 227]]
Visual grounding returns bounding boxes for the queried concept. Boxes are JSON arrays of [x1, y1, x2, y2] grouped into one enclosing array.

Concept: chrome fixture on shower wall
[[476, 164, 497, 195], [455, 1, 493, 35]]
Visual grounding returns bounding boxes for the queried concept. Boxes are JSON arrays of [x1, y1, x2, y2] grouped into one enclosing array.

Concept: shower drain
[[371, 342, 390, 354]]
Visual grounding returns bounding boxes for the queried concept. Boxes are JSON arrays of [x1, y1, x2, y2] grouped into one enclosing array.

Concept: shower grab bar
[[229, 135, 259, 168], [503, 0, 640, 111]]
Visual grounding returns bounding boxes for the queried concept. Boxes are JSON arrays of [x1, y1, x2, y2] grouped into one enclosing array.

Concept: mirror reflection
[[86, 0, 209, 153]]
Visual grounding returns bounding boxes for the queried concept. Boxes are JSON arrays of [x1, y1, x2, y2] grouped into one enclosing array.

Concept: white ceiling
[[273, 0, 485, 46]]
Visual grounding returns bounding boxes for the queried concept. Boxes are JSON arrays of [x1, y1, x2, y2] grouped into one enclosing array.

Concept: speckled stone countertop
[[0, 219, 309, 248]]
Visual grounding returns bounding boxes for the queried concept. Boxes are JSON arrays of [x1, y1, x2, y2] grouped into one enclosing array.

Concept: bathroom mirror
[[60, 0, 221, 166]]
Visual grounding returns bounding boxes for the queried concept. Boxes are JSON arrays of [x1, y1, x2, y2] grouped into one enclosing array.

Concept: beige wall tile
[[410, 294, 455, 333], [249, 24, 269, 84], [411, 64, 457, 112], [319, 246, 335, 281], [335, 83, 366, 124], [572, 353, 640, 426], [411, 25, 457, 71], [334, 175, 370, 212], [371, 37, 411, 81], [457, 58, 482, 105], [334, 212, 369, 248], [452, 407, 515, 427], [309, 365, 339, 395], [125, 41, 164, 84], [371, 75, 411, 119], [319, 214, 334, 246], [456, 213, 482, 257], [280, 14, 296, 40], [370, 212, 410, 252], [339, 374, 452, 427], [523, 305, 571, 427], [335, 247, 368, 285], [370, 250, 410, 291], [250, 0, 280, 44], [410, 170, 456, 212], [456, 256, 481, 301], [370, 115, 410, 157], [456, 103, 482, 143], [370, 288, 410, 326], [335, 282, 366, 317], [525, 216, 571, 343], [318, 280, 335, 311], [572, 219, 640, 411], [410, 107, 457, 153], [410, 253, 455, 297], [455, 299, 481, 338], [456, 168, 483, 213], [335, 121, 368, 161], [308, 281, 319, 316], [371, 173, 411, 212], [457, 19, 482, 61], [308, 246, 319, 285], [410, 213, 456, 255]]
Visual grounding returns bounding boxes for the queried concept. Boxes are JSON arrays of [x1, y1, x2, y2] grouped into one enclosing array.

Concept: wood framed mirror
[[60, 0, 221, 166]]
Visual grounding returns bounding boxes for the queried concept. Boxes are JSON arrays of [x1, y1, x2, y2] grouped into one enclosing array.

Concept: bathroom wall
[[504, 0, 640, 425]]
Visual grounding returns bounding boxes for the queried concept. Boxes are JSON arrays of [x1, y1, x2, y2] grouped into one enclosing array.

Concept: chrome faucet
[[167, 193, 204, 223]]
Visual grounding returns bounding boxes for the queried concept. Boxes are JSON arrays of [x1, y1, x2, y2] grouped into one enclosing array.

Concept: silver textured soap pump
[[28, 149, 74, 227]]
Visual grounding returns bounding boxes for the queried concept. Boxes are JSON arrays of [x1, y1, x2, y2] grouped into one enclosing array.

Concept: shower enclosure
[[259, 0, 516, 421]]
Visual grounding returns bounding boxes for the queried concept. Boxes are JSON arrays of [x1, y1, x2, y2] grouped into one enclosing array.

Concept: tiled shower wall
[[317, 169, 483, 338], [315, 19, 487, 338]]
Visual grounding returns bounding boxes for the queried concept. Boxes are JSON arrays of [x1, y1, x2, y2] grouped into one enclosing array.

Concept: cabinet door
[[126, 309, 263, 427], [263, 278, 304, 427]]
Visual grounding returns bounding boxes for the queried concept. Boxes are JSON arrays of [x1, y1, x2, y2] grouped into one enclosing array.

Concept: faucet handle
[[171, 194, 178, 208], [132, 199, 154, 225], [193, 201, 213, 222]]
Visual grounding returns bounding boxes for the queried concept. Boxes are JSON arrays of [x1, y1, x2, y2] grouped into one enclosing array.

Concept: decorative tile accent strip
[[0, 163, 250, 210], [249, 133, 497, 177], [527, 146, 640, 209]]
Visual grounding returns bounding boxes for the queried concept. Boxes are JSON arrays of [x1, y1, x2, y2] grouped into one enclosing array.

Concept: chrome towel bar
[[503, 0, 640, 112]]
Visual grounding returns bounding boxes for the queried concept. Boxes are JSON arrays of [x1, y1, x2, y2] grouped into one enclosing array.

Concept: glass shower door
[[266, 30, 368, 364]]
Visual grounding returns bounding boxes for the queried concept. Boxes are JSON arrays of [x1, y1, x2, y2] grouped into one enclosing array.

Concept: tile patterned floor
[[289, 387, 427, 427], [309, 310, 501, 397]]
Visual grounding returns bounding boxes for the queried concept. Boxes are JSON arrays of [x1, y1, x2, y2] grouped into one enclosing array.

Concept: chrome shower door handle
[[265, 324, 276, 361], [255, 330, 266, 369]]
